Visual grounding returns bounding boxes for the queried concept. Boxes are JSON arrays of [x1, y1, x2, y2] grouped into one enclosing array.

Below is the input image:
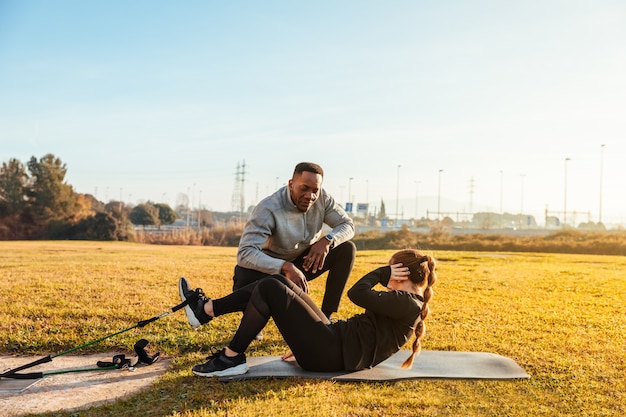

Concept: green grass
[[1, 241, 625, 417]]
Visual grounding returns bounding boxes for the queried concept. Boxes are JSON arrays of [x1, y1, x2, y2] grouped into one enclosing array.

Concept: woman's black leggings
[[213, 275, 344, 372], [232, 241, 356, 317]]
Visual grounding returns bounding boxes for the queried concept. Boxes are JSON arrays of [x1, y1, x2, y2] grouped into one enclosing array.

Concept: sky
[[1, 1, 625, 227]]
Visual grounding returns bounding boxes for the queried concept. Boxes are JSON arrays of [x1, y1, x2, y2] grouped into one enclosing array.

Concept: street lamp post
[[198, 190, 202, 231], [500, 170, 504, 228], [414, 180, 420, 220], [520, 174, 525, 213], [395, 165, 401, 222], [520, 174, 526, 228], [500, 170, 504, 213], [599, 144, 605, 224], [564, 157, 571, 228], [186, 186, 190, 228], [348, 177, 354, 213], [437, 169, 443, 220]]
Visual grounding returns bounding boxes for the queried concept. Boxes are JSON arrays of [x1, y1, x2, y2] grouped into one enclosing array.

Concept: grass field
[[1, 241, 625, 417]]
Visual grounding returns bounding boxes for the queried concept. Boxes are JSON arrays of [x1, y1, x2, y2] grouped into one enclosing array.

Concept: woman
[[179, 249, 437, 377]]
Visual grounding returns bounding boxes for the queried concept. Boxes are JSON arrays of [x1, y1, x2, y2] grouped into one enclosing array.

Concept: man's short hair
[[293, 162, 324, 178]]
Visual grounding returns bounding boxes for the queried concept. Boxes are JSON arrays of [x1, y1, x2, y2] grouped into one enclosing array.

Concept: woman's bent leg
[[211, 279, 260, 316], [228, 276, 343, 372]]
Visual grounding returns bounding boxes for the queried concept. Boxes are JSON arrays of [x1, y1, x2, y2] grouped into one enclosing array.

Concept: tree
[[0, 158, 29, 216], [27, 154, 76, 222], [130, 203, 159, 226], [105, 200, 130, 218], [154, 203, 177, 226], [69, 212, 132, 241], [103, 200, 134, 241], [197, 208, 215, 227]]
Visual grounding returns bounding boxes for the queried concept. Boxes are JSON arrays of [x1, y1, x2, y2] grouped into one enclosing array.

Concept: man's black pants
[[232, 241, 356, 317]]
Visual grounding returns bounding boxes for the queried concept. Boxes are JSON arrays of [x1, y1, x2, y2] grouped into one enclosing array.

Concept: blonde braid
[[401, 255, 437, 369]]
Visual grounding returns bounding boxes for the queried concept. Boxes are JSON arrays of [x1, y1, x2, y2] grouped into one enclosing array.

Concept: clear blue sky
[[1, 1, 625, 226]]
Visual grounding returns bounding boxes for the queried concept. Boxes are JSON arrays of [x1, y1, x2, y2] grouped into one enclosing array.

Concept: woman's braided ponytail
[[388, 250, 437, 369]]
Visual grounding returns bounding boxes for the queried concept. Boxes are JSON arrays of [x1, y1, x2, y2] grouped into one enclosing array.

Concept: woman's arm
[[347, 266, 419, 320], [346, 266, 388, 311]]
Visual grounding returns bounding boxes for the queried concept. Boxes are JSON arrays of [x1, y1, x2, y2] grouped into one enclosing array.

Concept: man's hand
[[302, 238, 331, 274], [281, 261, 309, 293]]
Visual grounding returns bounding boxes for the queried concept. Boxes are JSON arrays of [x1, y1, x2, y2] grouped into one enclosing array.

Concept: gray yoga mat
[[219, 350, 530, 382]]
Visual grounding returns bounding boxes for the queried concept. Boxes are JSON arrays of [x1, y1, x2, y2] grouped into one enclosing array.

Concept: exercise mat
[[219, 350, 530, 382]]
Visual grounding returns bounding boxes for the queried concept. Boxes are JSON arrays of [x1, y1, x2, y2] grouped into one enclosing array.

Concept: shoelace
[[205, 348, 224, 361], [194, 288, 209, 302]]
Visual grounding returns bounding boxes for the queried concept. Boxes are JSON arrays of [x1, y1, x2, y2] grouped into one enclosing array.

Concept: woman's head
[[389, 249, 435, 289], [389, 249, 437, 369]]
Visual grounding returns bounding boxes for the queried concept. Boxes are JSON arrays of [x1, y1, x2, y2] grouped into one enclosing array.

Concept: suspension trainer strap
[[171, 291, 198, 312], [1, 355, 52, 376], [134, 338, 160, 365], [52, 323, 140, 358], [0, 371, 44, 380], [97, 354, 133, 369], [137, 293, 196, 327], [137, 311, 170, 328], [1, 295, 190, 378]]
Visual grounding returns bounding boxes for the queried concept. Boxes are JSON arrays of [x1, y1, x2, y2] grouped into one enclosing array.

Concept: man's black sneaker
[[178, 277, 212, 329], [192, 348, 248, 377]]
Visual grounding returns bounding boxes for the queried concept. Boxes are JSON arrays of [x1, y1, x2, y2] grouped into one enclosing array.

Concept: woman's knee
[[256, 275, 288, 296]]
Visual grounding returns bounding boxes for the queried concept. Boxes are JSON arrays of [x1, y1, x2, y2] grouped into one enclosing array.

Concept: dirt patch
[[0, 353, 171, 416]]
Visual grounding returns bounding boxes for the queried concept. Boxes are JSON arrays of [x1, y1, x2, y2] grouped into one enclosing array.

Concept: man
[[233, 161, 356, 319]]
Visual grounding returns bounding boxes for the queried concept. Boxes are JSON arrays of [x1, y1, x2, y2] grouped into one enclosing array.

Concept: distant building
[[471, 212, 537, 229]]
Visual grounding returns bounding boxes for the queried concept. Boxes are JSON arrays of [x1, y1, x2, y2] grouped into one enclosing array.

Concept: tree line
[[0, 154, 179, 240], [5, 154, 622, 254]]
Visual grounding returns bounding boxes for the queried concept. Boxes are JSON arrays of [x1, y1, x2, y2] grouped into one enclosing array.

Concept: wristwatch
[[324, 233, 334, 248]]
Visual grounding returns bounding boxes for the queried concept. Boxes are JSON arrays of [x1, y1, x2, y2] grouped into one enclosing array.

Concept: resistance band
[[0, 293, 195, 380]]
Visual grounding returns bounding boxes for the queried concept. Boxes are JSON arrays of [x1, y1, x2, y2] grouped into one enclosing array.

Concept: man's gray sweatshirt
[[236, 186, 355, 274]]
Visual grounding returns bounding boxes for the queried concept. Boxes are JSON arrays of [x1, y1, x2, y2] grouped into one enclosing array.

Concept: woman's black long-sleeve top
[[333, 266, 424, 371]]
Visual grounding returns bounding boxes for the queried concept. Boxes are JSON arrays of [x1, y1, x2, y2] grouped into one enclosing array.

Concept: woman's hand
[[389, 262, 410, 281]]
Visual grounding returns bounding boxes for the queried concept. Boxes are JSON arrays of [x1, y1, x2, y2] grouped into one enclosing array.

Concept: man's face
[[289, 171, 323, 212]]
